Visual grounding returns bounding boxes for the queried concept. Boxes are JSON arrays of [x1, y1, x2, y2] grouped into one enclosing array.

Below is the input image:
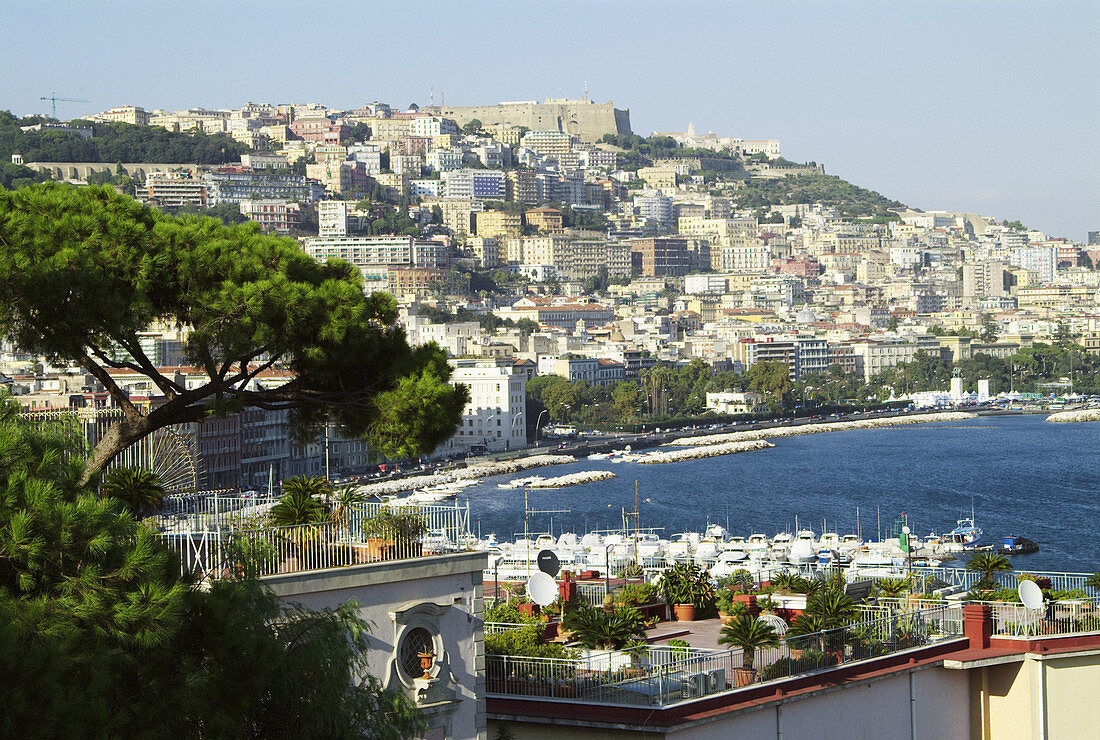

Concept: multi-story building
[[239, 200, 301, 234], [1010, 246, 1057, 283], [448, 358, 526, 453], [204, 168, 325, 205], [525, 207, 564, 233], [632, 193, 675, 224], [474, 210, 523, 239], [507, 170, 539, 204], [96, 105, 149, 126], [442, 169, 506, 200], [466, 236, 502, 268], [288, 117, 349, 143], [519, 130, 574, 157], [144, 172, 207, 209], [503, 296, 614, 330], [629, 237, 692, 277], [387, 266, 464, 298]]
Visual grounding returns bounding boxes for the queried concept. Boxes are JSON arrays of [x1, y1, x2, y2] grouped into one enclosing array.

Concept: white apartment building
[[144, 172, 207, 208], [410, 115, 458, 138], [300, 235, 414, 266], [1011, 246, 1057, 284], [519, 130, 574, 157], [449, 359, 527, 453], [427, 148, 464, 172]]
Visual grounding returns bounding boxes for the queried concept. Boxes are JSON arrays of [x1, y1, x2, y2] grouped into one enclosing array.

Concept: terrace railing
[[991, 597, 1100, 637], [162, 500, 471, 579], [486, 606, 962, 707]]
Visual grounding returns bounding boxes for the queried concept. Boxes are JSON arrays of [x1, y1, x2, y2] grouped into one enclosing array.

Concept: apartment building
[[629, 237, 693, 277], [442, 169, 506, 200], [474, 210, 523, 239], [144, 172, 207, 209], [449, 358, 526, 453], [239, 200, 300, 234]]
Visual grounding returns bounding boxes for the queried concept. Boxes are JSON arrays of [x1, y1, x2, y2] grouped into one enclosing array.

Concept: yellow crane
[[40, 92, 90, 119]]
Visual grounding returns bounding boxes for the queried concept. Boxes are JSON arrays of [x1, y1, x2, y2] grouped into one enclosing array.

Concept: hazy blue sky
[[3, 1, 1096, 239]]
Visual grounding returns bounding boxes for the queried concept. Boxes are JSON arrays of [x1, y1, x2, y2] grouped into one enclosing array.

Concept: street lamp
[[535, 409, 549, 443], [901, 525, 912, 585]]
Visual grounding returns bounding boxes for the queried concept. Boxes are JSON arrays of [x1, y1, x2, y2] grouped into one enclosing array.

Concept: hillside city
[[4, 89, 1100, 740], [2, 96, 1097, 490]]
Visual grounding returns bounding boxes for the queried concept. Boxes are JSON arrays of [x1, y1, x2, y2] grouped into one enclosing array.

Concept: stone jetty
[[1046, 409, 1100, 423], [639, 439, 775, 464], [358, 454, 575, 495], [528, 470, 617, 488], [663, 411, 978, 446]]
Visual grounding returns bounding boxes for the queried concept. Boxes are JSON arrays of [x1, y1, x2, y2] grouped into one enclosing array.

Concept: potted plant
[[718, 615, 780, 686], [361, 508, 428, 560], [659, 562, 715, 621], [717, 589, 750, 625], [418, 649, 436, 678]]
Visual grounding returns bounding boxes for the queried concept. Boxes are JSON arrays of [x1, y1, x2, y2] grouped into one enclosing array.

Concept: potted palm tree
[[659, 562, 715, 621], [719, 615, 780, 686], [268, 488, 326, 572], [562, 604, 649, 652]]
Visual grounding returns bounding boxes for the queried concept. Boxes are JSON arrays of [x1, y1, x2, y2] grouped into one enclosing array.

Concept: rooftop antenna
[[584, 79, 589, 100], [430, 86, 434, 107]]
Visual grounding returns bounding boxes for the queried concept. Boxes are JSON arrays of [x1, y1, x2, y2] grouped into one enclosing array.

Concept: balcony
[[486, 605, 966, 707], [158, 494, 473, 580]]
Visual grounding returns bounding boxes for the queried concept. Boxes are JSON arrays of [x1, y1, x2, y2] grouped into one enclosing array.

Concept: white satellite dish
[[1019, 580, 1044, 611], [526, 571, 558, 607]]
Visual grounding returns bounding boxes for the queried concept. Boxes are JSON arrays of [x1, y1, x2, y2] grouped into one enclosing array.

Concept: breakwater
[[1045, 409, 1100, 423], [359, 454, 574, 495], [528, 470, 617, 488], [638, 439, 775, 464], [663, 411, 978, 446]]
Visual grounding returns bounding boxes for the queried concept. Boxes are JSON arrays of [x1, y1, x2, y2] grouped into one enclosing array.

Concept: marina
[[458, 413, 1100, 575]]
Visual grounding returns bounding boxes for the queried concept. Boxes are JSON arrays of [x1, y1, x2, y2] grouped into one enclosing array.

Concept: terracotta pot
[[418, 652, 434, 678], [673, 603, 696, 621], [730, 667, 756, 687]]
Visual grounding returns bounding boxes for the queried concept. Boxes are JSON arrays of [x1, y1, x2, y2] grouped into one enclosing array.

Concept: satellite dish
[[1019, 580, 1044, 610], [526, 571, 558, 607], [537, 549, 561, 577]]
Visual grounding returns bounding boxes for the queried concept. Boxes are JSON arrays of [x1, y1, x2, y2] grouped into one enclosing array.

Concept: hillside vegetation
[[0, 111, 249, 165]]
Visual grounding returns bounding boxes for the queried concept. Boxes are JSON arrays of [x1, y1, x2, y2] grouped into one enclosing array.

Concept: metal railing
[[909, 567, 1100, 596], [485, 622, 536, 635], [992, 597, 1100, 637], [163, 500, 472, 579], [155, 491, 280, 532], [486, 606, 962, 707]]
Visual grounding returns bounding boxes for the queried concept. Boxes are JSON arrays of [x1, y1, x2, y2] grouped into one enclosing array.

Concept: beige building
[[474, 210, 523, 239]]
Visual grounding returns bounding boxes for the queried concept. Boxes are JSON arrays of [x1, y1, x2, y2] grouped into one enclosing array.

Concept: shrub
[[486, 601, 538, 625], [613, 583, 659, 607], [759, 650, 838, 681]]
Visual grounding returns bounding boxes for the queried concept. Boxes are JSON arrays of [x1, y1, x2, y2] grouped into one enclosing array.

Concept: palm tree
[[270, 489, 326, 528], [281, 475, 332, 500], [875, 577, 911, 598], [328, 483, 367, 527], [966, 552, 1012, 589], [806, 589, 858, 630], [787, 613, 828, 654], [563, 605, 649, 650], [101, 467, 167, 518], [718, 615, 780, 671], [1086, 573, 1100, 592]]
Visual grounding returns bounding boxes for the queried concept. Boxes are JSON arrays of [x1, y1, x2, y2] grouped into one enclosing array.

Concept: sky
[[2, 1, 1097, 240]]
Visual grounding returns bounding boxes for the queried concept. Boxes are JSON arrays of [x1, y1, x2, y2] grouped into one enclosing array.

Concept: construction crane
[[40, 92, 90, 119]]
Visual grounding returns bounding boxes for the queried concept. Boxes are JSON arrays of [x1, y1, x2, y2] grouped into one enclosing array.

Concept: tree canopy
[[0, 396, 424, 737], [0, 111, 249, 164], [0, 183, 468, 481]]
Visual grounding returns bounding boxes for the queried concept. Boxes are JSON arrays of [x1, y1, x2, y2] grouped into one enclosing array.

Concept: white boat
[[709, 550, 750, 579], [938, 517, 983, 551]]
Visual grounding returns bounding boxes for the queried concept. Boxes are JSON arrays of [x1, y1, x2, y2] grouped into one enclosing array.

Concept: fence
[[163, 500, 471, 579], [156, 491, 280, 532], [909, 566, 1100, 596], [486, 606, 963, 706], [991, 597, 1100, 637]]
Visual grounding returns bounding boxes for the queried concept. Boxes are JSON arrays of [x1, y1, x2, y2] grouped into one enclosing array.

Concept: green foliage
[[0, 394, 422, 737], [809, 589, 858, 625], [874, 577, 911, 598], [0, 184, 468, 480], [716, 589, 749, 617], [361, 508, 428, 539], [717, 569, 755, 593], [966, 552, 1013, 582], [270, 489, 327, 528], [485, 600, 539, 625], [562, 604, 649, 650], [759, 650, 838, 681], [718, 616, 780, 670], [176, 201, 247, 225], [658, 562, 716, 610], [0, 112, 249, 164], [484, 624, 575, 659], [0, 161, 50, 190], [101, 466, 168, 518], [729, 172, 904, 221], [612, 582, 659, 606]]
